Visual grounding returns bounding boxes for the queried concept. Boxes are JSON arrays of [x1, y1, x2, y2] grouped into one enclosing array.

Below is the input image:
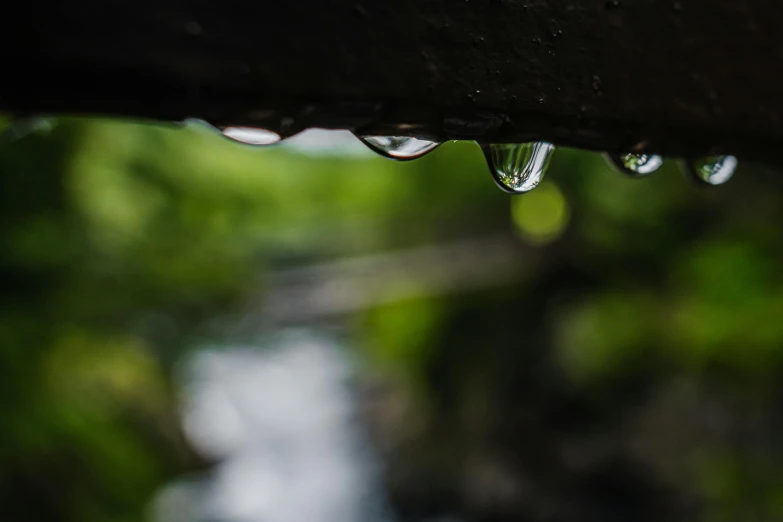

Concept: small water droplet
[[185, 118, 282, 145], [359, 136, 440, 160], [685, 155, 737, 185], [606, 152, 663, 177], [482, 142, 555, 194], [221, 126, 281, 145]]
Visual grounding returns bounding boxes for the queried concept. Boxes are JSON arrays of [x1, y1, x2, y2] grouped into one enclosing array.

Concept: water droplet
[[605, 152, 663, 177], [185, 119, 283, 146], [482, 142, 555, 194], [685, 155, 737, 185], [358, 136, 440, 160], [222, 126, 281, 145]]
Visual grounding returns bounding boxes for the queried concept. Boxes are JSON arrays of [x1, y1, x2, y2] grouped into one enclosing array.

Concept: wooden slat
[[2, 0, 781, 161]]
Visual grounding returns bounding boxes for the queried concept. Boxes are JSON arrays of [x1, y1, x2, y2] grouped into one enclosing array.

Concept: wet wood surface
[[2, 0, 781, 161]]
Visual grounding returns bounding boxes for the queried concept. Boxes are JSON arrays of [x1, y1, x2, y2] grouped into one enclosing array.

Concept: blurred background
[[2, 116, 783, 522]]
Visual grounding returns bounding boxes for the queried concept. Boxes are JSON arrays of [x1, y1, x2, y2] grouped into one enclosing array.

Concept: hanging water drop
[[685, 155, 737, 185], [605, 152, 663, 177], [358, 136, 440, 160], [221, 126, 281, 145], [482, 142, 555, 194], [185, 119, 282, 146]]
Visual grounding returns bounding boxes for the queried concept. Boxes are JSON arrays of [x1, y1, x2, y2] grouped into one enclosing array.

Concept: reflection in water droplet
[[686, 155, 737, 185], [606, 152, 663, 177], [482, 142, 555, 194], [358, 136, 440, 160], [222, 126, 282, 145]]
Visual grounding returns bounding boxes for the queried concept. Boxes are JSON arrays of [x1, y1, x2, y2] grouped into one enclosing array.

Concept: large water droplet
[[482, 142, 555, 194], [605, 152, 663, 177], [221, 126, 281, 145], [686, 155, 737, 185], [359, 136, 440, 160]]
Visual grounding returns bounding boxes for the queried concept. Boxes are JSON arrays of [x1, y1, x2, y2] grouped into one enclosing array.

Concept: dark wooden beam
[[3, 0, 782, 162]]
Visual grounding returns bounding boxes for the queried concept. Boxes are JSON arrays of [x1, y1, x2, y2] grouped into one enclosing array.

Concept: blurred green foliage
[[2, 116, 783, 521]]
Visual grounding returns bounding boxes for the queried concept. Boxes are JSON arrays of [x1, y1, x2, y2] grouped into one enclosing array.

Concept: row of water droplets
[[197, 119, 738, 193]]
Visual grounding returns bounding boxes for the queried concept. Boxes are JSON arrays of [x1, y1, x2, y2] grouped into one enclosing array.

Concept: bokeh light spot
[[510, 181, 569, 244]]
